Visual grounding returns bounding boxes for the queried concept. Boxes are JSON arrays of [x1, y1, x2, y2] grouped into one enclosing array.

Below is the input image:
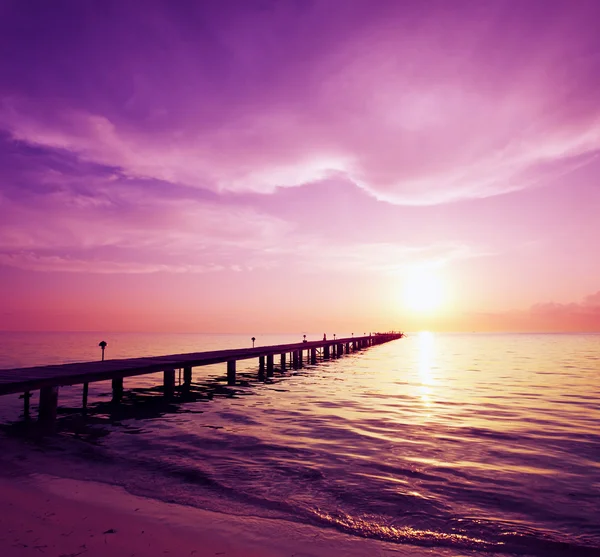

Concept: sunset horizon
[[1, 5, 600, 554]]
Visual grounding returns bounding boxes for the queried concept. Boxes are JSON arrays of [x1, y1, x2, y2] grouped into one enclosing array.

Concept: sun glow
[[403, 268, 445, 313]]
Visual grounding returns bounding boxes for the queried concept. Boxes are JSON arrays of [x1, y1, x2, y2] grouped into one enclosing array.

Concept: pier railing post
[[227, 360, 237, 385]]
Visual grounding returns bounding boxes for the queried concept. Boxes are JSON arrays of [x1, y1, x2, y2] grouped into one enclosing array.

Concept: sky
[[1, 0, 599, 333]]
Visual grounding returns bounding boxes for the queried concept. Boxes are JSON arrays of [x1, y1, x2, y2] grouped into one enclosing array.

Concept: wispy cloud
[[1, 1, 600, 205]]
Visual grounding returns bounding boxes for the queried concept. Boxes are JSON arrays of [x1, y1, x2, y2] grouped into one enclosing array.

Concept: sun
[[402, 267, 444, 313]]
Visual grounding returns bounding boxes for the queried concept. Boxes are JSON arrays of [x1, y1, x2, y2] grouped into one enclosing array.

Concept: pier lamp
[[98, 340, 107, 361], [303, 334, 307, 342], [251, 337, 256, 348], [333, 333, 336, 340]]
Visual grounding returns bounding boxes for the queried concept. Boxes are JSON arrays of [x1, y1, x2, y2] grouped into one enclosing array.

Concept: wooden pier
[[0, 333, 403, 426]]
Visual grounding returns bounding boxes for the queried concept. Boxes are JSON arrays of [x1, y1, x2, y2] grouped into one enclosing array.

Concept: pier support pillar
[[227, 360, 237, 385], [280, 353, 286, 372], [266, 354, 274, 377], [164, 369, 176, 398], [310, 348, 317, 364], [38, 386, 58, 427], [82, 383, 89, 410], [345, 342, 350, 354], [324, 345, 330, 359], [298, 350, 303, 368], [292, 351, 298, 369], [183, 366, 192, 387], [22, 391, 31, 419], [259, 356, 265, 380], [112, 378, 124, 402]]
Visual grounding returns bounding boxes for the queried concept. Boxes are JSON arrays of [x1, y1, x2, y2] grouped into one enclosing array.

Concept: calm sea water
[[1, 332, 599, 556]]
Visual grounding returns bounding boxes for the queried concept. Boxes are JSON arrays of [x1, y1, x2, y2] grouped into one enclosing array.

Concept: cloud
[[1, 1, 600, 205], [531, 291, 600, 317], [0, 135, 490, 274], [469, 291, 600, 332]]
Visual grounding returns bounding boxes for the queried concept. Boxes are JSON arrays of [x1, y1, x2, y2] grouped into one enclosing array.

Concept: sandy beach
[[0, 462, 474, 557]]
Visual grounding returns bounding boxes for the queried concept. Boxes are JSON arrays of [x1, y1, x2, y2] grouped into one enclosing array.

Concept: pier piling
[[112, 378, 124, 402], [183, 366, 192, 387], [38, 386, 58, 427], [164, 369, 176, 398], [82, 382, 89, 409], [227, 360, 236, 385]]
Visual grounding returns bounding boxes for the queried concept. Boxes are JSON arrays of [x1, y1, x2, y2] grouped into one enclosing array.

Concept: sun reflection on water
[[418, 331, 435, 407]]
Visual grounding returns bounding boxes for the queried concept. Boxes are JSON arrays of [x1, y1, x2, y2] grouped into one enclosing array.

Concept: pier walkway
[[0, 333, 403, 425]]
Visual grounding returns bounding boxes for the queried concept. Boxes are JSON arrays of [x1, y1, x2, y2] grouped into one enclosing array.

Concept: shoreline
[[0, 472, 478, 557], [0, 427, 503, 557]]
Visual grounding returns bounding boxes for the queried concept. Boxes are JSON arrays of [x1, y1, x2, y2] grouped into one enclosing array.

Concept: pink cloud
[[2, 2, 600, 205], [465, 291, 600, 332]]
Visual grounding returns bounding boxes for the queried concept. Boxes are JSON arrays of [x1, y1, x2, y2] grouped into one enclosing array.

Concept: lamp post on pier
[[98, 341, 107, 361]]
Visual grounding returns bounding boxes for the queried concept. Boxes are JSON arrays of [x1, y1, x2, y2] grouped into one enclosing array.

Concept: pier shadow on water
[[1, 362, 316, 441]]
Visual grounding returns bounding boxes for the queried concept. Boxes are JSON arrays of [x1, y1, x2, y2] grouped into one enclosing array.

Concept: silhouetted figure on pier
[[323, 333, 327, 341]]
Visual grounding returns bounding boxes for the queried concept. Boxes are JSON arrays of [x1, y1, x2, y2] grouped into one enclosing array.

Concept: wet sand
[[0, 473, 476, 557]]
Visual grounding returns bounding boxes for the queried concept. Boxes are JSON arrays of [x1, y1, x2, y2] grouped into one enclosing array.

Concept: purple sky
[[1, 0, 599, 332]]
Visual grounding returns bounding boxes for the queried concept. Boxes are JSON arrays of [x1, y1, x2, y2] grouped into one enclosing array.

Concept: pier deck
[[0, 333, 403, 424]]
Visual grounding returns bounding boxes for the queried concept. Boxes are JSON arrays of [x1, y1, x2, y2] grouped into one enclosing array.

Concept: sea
[[0, 331, 599, 556]]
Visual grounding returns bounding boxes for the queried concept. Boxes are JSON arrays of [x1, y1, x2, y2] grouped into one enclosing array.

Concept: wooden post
[[346, 342, 350, 354], [38, 386, 58, 427], [164, 369, 176, 398], [311, 347, 317, 364], [82, 383, 89, 410], [23, 391, 31, 419], [227, 360, 236, 385], [280, 353, 286, 371], [112, 377, 124, 402], [183, 366, 192, 387], [324, 345, 330, 359], [266, 354, 274, 377], [298, 350, 303, 368]]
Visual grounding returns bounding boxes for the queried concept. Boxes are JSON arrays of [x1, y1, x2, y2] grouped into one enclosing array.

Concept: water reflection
[[418, 331, 435, 407]]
